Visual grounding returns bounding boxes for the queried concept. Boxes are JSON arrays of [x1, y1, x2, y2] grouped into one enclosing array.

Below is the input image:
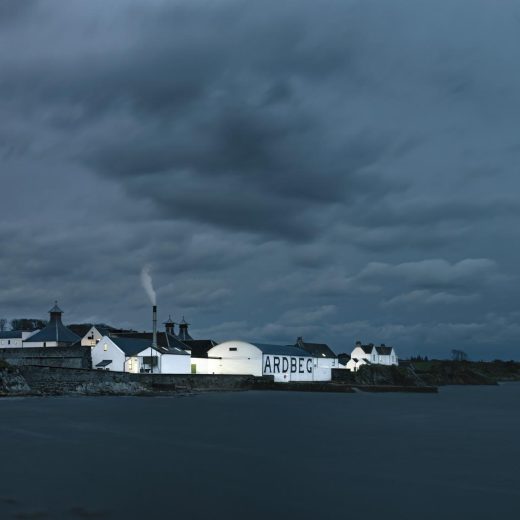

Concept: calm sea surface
[[1, 384, 519, 520]]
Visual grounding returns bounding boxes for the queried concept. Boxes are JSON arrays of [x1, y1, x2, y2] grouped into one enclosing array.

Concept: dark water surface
[[1, 385, 519, 519]]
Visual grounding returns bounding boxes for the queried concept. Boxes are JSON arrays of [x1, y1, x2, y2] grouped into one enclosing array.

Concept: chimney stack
[[152, 305, 157, 349]]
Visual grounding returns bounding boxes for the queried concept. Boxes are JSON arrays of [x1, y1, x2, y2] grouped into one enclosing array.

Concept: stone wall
[[0, 346, 91, 369], [0, 367, 31, 395], [18, 366, 261, 395]]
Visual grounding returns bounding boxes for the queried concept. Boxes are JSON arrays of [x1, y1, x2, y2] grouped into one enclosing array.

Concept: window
[[8, 340, 10, 345], [229, 347, 237, 351], [104, 343, 108, 351], [128, 359, 133, 370]]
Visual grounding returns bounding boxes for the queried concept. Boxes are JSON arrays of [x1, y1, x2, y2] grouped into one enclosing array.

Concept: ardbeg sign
[[263, 355, 313, 376]]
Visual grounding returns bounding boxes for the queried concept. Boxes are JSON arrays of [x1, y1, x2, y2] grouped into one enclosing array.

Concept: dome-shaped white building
[[203, 340, 330, 382]]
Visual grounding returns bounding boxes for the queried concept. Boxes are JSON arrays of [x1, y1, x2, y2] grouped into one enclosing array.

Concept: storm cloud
[[1, 0, 520, 358]]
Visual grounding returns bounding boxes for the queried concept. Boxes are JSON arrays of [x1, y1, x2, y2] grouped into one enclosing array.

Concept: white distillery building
[[0, 330, 37, 348], [346, 342, 398, 371], [200, 340, 331, 383], [295, 337, 339, 379], [23, 302, 81, 348], [91, 336, 191, 374]]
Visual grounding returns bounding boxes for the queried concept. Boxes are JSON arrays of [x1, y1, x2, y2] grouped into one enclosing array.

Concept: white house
[[23, 303, 81, 348], [91, 336, 191, 374], [346, 342, 398, 371], [200, 340, 330, 383], [0, 330, 37, 348]]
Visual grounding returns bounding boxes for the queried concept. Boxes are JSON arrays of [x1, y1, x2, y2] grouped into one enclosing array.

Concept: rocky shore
[[2, 359, 519, 398]]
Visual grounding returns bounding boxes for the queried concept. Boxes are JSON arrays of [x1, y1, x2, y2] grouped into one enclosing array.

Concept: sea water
[[0, 384, 519, 519]]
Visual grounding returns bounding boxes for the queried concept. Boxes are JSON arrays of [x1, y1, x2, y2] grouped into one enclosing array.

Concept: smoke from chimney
[[140, 265, 157, 305]]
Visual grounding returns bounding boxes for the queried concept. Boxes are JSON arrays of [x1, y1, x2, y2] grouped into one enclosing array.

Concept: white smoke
[[140, 265, 156, 305]]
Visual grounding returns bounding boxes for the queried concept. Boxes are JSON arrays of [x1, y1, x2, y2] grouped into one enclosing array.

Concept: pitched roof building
[[23, 302, 81, 347]]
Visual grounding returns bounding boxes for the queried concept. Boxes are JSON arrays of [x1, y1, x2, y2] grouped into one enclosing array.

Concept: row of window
[[0, 339, 18, 345]]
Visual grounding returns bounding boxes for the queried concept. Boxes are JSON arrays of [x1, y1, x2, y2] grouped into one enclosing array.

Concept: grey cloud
[[1, 1, 520, 358]]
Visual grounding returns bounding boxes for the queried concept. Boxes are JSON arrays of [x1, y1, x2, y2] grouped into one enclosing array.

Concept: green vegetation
[[335, 360, 520, 387]]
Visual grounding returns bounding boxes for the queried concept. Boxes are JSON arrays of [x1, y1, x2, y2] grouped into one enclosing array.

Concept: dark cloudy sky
[[1, 0, 520, 359]]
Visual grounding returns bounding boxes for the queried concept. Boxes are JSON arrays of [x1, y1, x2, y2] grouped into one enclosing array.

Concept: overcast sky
[[1, 0, 520, 358]]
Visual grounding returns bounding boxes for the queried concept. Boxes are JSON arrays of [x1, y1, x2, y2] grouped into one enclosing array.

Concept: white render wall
[[157, 353, 191, 374], [207, 341, 263, 376], [0, 331, 38, 348], [91, 337, 126, 372], [207, 341, 331, 382]]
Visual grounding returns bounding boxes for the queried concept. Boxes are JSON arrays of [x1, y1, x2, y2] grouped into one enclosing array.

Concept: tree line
[[0, 318, 48, 332]]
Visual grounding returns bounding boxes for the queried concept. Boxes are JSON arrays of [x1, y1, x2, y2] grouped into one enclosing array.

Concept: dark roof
[[109, 332, 188, 351], [295, 338, 336, 358], [183, 339, 217, 358], [0, 331, 23, 339], [375, 346, 393, 355], [24, 320, 80, 345], [251, 343, 311, 357], [69, 324, 124, 338], [49, 302, 63, 313], [108, 337, 158, 356], [177, 317, 193, 341], [337, 353, 351, 366], [95, 360, 112, 368], [163, 315, 175, 325], [360, 344, 375, 354], [68, 324, 93, 337]]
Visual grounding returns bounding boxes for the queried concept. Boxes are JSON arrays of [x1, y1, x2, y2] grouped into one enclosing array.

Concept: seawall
[[16, 366, 262, 396], [0, 346, 91, 370]]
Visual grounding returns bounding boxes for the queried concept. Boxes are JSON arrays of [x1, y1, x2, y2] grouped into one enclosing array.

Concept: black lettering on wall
[[298, 358, 304, 373], [291, 358, 297, 373], [264, 356, 271, 373], [306, 359, 313, 373], [282, 357, 289, 373], [273, 357, 281, 373]]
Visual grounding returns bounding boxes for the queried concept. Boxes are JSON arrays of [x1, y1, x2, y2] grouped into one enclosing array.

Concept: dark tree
[[0, 318, 6, 331], [10, 318, 47, 331], [451, 349, 468, 361]]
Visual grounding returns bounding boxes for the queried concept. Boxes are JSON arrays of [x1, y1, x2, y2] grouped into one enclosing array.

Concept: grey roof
[[360, 344, 375, 354], [24, 320, 80, 345], [0, 331, 23, 339], [178, 317, 193, 341], [49, 302, 63, 313], [375, 346, 393, 355], [295, 338, 336, 358], [96, 360, 112, 367], [337, 353, 351, 366], [108, 332, 189, 355], [109, 337, 158, 356], [252, 343, 312, 357]]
